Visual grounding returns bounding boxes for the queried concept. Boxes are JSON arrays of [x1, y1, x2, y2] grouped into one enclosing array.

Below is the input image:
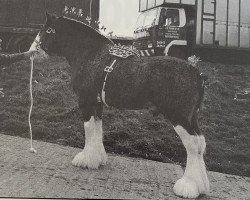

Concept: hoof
[[72, 151, 107, 169], [173, 177, 199, 199]]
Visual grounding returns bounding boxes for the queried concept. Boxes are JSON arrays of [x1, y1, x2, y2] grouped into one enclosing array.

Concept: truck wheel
[[168, 46, 187, 60], [154, 48, 165, 56]]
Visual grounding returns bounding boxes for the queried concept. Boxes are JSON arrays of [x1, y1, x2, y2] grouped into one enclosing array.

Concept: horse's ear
[[45, 11, 58, 25], [45, 11, 51, 19], [45, 11, 52, 24]]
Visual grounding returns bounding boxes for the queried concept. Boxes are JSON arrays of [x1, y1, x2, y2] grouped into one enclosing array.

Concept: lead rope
[[29, 56, 37, 153]]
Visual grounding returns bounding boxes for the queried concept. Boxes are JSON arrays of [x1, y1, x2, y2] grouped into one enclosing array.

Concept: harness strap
[[98, 45, 139, 107], [101, 59, 117, 107]]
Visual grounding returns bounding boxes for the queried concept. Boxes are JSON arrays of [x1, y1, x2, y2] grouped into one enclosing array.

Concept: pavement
[[0, 134, 249, 199]]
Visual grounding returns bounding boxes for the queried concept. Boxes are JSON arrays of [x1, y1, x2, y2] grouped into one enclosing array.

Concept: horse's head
[[39, 12, 60, 56], [38, 12, 113, 60]]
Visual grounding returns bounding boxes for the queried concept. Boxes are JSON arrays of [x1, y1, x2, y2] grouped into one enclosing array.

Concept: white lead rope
[[29, 56, 37, 153]]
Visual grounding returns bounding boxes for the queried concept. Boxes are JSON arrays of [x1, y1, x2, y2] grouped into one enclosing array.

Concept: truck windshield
[[159, 8, 180, 27], [135, 9, 158, 30]]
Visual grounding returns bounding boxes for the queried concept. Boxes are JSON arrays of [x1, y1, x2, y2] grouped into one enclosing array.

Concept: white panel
[[204, 0, 215, 14], [164, 0, 180, 3], [215, 0, 227, 46], [204, 15, 215, 19], [216, 0, 227, 22], [241, 0, 250, 24], [148, 0, 156, 8], [181, 0, 196, 5], [141, 0, 196, 10], [164, 0, 196, 4], [228, 0, 239, 47], [156, 0, 165, 6], [203, 21, 214, 44], [240, 27, 250, 48], [228, 0, 239, 23], [228, 24, 238, 47], [240, 0, 250, 48], [140, 0, 148, 11], [215, 23, 227, 46], [196, 0, 202, 44]]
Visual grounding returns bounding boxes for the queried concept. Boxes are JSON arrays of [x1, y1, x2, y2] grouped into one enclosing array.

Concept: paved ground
[[0, 134, 249, 199]]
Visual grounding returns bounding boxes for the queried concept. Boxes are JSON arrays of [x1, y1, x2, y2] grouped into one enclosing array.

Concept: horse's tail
[[197, 73, 208, 111], [190, 73, 208, 134], [187, 55, 207, 110]]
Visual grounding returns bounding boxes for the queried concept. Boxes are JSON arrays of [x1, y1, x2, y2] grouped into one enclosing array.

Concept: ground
[[0, 134, 249, 199], [0, 56, 249, 178]]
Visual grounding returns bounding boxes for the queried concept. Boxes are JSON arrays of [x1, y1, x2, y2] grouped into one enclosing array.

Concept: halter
[[46, 27, 56, 34], [39, 27, 56, 52]]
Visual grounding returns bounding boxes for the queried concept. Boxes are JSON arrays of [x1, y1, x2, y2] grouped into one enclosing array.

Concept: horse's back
[[106, 55, 201, 114]]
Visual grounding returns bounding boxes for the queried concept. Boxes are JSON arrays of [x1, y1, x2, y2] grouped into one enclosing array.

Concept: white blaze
[[29, 33, 48, 61]]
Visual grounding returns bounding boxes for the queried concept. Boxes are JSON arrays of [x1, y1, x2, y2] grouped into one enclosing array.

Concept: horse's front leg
[[72, 115, 107, 169]]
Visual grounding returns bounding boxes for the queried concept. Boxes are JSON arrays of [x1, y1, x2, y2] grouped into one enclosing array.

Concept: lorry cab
[[133, 6, 195, 58]]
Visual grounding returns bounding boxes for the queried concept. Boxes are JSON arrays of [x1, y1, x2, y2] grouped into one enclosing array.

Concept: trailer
[[0, 0, 99, 52], [133, 0, 250, 60]]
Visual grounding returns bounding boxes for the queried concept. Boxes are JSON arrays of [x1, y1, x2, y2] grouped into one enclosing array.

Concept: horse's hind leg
[[72, 112, 107, 169], [172, 117, 210, 198]]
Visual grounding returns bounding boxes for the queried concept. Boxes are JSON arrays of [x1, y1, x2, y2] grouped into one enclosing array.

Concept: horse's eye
[[46, 28, 52, 34]]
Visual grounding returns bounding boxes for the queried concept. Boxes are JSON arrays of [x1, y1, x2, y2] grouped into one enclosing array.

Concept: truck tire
[[154, 48, 165, 56], [168, 46, 187, 60]]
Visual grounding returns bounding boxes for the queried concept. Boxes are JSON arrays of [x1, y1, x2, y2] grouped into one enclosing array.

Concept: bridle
[[46, 27, 56, 34], [40, 26, 56, 52]]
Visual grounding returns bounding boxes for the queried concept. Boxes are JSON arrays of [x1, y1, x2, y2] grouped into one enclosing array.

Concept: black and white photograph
[[0, 0, 249, 199]]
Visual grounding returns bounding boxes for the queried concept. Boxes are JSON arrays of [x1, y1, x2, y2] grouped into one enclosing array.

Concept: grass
[[0, 56, 249, 177]]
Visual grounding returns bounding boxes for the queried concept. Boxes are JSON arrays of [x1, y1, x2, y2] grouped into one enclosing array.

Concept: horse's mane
[[58, 16, 114, 45]]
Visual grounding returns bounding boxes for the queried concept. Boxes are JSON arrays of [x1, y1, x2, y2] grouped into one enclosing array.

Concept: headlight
[[148, 43, 153, 48]]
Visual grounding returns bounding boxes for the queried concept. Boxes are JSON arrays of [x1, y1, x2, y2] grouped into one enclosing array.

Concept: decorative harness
[[100, 44, 140, 107]]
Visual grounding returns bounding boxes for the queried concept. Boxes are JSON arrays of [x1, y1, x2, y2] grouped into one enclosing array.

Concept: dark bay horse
[[33, 13, 210, 198]]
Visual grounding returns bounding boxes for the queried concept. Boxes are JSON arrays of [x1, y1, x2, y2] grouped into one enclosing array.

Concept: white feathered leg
[[72, 116, 107, 169], [173, 125, 210, 199]]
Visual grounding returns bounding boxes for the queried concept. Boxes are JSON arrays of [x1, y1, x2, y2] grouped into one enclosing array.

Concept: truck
[[0, 0, 99, 52], [133, 0, 250, 60]]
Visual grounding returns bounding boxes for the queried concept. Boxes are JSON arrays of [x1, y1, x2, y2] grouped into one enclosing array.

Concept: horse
[[33, 12, 210, 199]]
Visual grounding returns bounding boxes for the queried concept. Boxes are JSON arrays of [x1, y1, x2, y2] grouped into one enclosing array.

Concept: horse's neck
[[60, 35, 109, 66], [63, 42, 111, 74]]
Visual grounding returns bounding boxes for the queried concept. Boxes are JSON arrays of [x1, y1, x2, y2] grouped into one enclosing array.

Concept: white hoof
[[72, 150, 107, 169], [173, 177, 199, 199]]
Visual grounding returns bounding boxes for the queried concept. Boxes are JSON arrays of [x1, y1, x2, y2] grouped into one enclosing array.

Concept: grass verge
[[0, 57, 249, 177]]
